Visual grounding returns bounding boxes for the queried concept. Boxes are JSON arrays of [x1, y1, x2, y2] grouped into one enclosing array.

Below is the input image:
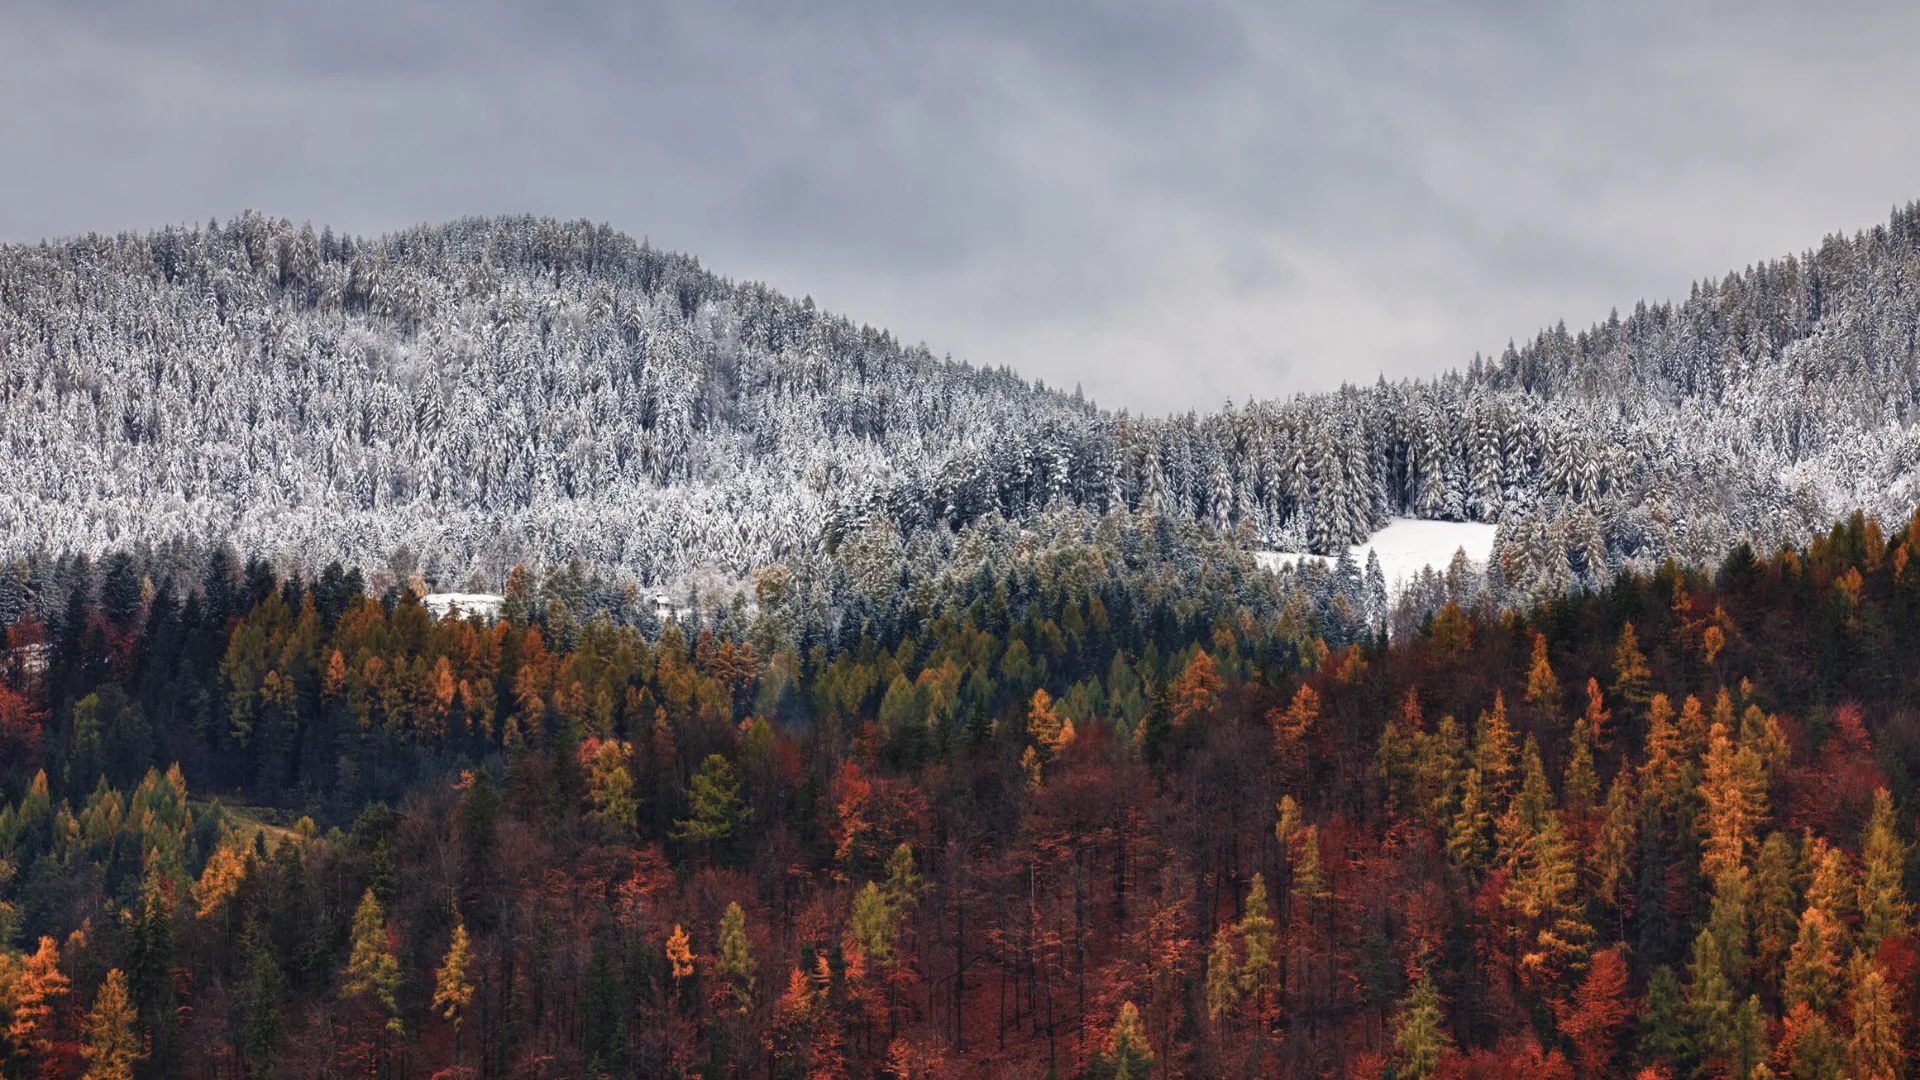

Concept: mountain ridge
[[3, 204, 1918, 600]]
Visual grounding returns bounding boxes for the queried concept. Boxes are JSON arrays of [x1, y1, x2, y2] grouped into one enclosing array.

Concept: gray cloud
[[4, 0, 1919, 412]]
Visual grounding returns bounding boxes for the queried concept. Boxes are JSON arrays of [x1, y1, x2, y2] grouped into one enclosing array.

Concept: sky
[[4, 1, 1919, 415]]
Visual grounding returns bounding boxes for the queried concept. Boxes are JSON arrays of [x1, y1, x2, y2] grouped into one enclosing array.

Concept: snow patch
[[424, 593, 505, 621], [1256, 517, 1498, 592]]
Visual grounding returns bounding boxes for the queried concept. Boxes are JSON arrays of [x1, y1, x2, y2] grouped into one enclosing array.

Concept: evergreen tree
[[1638, 965, 1693, 1071]]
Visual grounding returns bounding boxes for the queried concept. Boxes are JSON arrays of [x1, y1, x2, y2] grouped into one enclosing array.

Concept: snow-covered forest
[[3, 207, 1919, 599]]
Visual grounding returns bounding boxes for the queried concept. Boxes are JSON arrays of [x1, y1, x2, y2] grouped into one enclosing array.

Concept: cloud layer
[[5, 1, 1918, 412]]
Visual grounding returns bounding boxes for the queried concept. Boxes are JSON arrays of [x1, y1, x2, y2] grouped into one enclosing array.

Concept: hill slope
[[3, 206, 1919, 594]]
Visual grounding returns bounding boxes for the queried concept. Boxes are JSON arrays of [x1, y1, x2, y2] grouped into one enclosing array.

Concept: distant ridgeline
[[2, 207, 1919, 600]]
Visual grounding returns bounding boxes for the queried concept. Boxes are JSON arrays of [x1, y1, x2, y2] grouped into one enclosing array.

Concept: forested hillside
[[4, 205, 1920, 595], [0, 505, 1917, 1076]]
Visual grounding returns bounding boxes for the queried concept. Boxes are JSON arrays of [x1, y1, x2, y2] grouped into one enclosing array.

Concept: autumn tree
[[1844, 957, 1902, 1080], [1088, 1000, 1154, 1079], [433, 920, 475, 1052], [1168, 650, 1223, 728], [1782, 906, 1843, 1014], [1699, 710, 1767, 881], [341, 888, 403, 1035], [1857, 788, 1911, 948], [1611, 622, 1653, 721], [1392, 973, 1453, 1079], [1523, 631, 1562, 722], [81, 968, 141, 1080], [673, 753, 751, 860], [1555, 946, 1632, 1075], [716, 901, 756, 1014], [6, 935, 69, 1065]]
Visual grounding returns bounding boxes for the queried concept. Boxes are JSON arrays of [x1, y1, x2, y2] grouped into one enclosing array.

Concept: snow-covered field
[[424, 593, 505, 620], [1255, 518, 1498, 592]]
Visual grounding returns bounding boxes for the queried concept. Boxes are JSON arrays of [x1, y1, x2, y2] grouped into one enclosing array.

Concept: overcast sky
[[4, 2, 1918, 414]]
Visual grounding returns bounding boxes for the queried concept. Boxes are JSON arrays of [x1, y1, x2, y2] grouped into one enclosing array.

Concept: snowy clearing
[[424, 593, 505, 620], [1255, 518, 1498, 593]]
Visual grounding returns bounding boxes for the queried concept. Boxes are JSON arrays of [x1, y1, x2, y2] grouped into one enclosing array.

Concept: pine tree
[[1846, 962, 1902, 1080], [1204, 927, 1238, 1021], [1700, 711, 1767, 881], [81, 968, 142, 1080], [239, 927, 284, 1080], [1290, 825, 1330, 904], [1375, 688, 1424, 817], [1776, 1001, 1845, 1080], [1236, 874, 1276, 998], [851, 882, 895, 967], [1471, 692, 1518, 806], [1593, 769, 1639, 915], [666, 923, 695, 980], [716, 901, 756, 1014], [1684, 929, 1737, 1068], [1564, 713, 1599, 812], [672, 753, 751, 856], [1392, 973, 1453, 1079], [1502, 743, 1590, 982], [1750, 832, 1799, 990], [342, 888, 403, 1034], [1581, 676, 1613, 748], [1637, 965, 1692, 1070], [1169, 650, 1224, 728], [1782, 906, 1843, 1013], [1092, 1000, 1155, 1080], [1857, 788, 1911, 948], [1523, 631, 1561, 720], [8, 935, 69, 1063], [433, 920, 475, 1033], [1611, 622, 1653, 722], [1801, 835, 1857, 932], [1447, 768, 1494, 875]]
